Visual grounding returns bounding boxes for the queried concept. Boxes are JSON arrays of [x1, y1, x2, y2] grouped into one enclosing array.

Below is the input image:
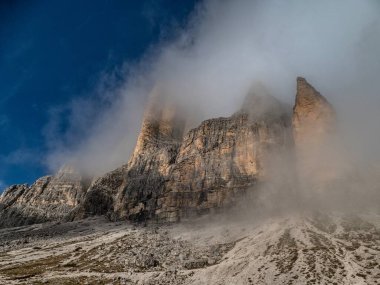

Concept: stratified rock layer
[[0, 165, 86, 227], [157, 93, 292, 221]]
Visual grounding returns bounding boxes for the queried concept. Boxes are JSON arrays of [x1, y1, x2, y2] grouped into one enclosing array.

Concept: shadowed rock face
[[0, 165, 86, 227], [0, 77, 336, 227], [113, 99, 186, 221], [71, 96, 186, 222]]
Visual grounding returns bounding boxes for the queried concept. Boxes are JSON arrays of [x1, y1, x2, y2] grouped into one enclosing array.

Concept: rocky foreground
[[0, 212, 379, 285]]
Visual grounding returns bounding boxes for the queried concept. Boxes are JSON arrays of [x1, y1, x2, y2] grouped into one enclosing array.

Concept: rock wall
[[0, 165, 86, 227], [0, 77, 337, 227], [71, 91, 292, 223], [70, 95, 186, 222], [292, 77, 337, 192], [292, 77, 335, 146], [156, 93, 292, 221]]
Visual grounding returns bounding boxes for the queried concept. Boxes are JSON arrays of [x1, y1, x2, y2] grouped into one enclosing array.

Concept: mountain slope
[[0, 212, 379, 284]]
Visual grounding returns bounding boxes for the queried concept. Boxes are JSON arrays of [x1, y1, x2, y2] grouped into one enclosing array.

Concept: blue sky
[[0, 0, 198, 190]]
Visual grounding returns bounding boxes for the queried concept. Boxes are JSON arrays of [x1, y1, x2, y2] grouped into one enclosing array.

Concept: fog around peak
[[45, 0, 380, 178]]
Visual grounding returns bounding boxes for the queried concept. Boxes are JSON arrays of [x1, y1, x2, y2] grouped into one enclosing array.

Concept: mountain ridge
[[0, 77, 334, 228]]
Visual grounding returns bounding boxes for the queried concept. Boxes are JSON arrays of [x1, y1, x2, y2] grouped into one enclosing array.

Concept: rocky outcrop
[[68, 78, 335, 223], [71, 90, 292, 223], [114, 98, 186, 221], [1, 77, 337, 227], [0, 165, 87, 227], [292, 77, 335, 146], [292, 77, 337, 192], [71, 95, 186, 222], [156, 93, 292, 221]]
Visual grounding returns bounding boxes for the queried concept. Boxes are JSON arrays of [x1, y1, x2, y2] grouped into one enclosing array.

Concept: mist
[[46, 0, 380, 186]]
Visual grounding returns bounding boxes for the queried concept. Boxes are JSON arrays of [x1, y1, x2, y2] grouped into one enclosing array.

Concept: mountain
[[1, 77, 379, 285], [0, 165, 87, 228], [0, 77, 333, 227], [292, 77, 335, 146]]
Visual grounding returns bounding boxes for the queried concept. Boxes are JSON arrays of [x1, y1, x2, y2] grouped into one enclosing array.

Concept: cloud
[[44, 65, 149, 175], [0, 148, 41, 165], [45, 0, 380, 179]]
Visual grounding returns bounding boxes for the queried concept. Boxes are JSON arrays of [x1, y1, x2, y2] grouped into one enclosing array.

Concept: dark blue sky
[[0, 0, 199, 190]]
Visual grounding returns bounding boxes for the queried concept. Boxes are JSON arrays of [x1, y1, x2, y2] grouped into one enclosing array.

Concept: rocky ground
[[0, 212, 379, 285]]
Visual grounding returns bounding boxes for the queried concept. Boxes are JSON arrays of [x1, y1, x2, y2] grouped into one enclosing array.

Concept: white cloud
[[1, 148, 41, 165]]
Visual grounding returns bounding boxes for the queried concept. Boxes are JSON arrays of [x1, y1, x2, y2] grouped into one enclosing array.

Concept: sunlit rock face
[[69, 78, 335, 223], [292, 77, 337, 196], [0, 77, 339, 227], [156, 93, 292, 222], [0, 165, 86, 227], [292, 77, 335, 146], [113, 95, 186, 221], [70, 89, 292, 223], [71, 91, 186, 222]]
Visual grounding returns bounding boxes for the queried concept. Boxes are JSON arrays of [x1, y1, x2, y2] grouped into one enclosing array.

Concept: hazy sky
[[0, 0, 198, 189], [1, 0, 380, 190]]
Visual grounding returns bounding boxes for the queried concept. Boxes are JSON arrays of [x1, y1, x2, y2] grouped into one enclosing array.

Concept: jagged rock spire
[[292, 77, 336, 145], [292, 77, 338, 195], [130, 86, 185, 164]]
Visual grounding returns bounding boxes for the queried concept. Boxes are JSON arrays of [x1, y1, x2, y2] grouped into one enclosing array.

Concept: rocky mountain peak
[[293, 77, 336, 145], [0, 165, 86, 227], [292, 77, 338, 193], [130, 90, 185, 163], [1, 77, 339, 227]]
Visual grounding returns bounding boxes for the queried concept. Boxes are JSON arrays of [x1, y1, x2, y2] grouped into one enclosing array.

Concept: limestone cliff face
[[0, 165, 86, 227], [292, 77, 335, 146], [114, 109, 184, 221], [71, 96, 186, 222], [292, 77, 337, 192], [1, 77, 337, 227], [156, 93, 292, 221], [70, 91, 291, 223]]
